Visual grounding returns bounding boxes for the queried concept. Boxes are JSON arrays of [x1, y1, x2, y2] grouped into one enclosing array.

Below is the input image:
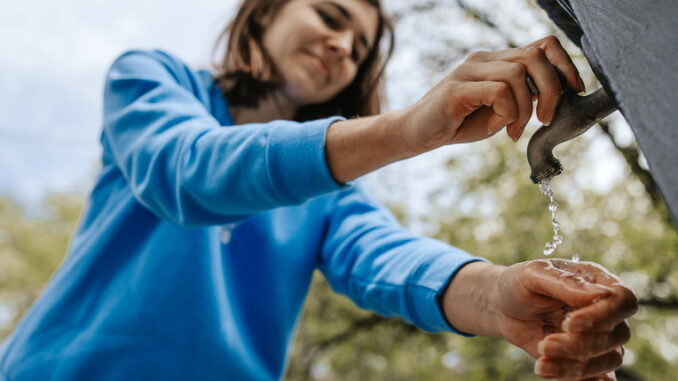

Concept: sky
[[0, 0, 239, 203], [0, 0, 630, 216]]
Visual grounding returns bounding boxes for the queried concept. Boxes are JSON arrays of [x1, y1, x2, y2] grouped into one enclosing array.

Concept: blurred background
[[1, 0, 676, 380]]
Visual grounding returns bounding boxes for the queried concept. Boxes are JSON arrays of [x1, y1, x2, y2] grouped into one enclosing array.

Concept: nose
[[326, 30, 353, 60]]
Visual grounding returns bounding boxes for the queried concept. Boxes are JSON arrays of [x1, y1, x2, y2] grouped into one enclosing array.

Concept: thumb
[[522, 261, 613, 308]]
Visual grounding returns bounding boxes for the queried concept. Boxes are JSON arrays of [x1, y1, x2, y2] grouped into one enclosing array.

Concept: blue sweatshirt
[[0, 50, 483, 381]]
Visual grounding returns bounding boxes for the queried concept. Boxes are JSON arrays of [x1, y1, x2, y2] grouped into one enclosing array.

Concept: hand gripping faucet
[[526, 85, 618, 183]]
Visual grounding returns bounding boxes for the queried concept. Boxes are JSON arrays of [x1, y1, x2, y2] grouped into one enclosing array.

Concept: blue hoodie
[[0, 50, 483, 381]]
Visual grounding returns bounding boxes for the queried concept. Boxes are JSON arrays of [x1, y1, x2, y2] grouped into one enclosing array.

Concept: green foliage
[[0, 194, 82, 339]]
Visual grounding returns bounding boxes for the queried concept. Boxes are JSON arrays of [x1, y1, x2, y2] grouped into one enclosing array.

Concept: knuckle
[[524, 46, 545, 61], [543, 34, 561, 46], [467, 50, 488, 62], [451, 63, 471, 78], [508, 62, 527, 77], [493, 82, 510, 96]]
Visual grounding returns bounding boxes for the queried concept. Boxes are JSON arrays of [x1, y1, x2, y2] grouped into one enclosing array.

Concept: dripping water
[[538, 180, 581, 263], [538, 180, 563, 256]]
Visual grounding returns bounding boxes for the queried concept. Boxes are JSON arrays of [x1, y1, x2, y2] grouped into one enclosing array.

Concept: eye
[[316, 8, 340, 30]]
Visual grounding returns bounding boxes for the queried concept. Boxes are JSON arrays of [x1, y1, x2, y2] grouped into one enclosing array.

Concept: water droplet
[[543, 246, 555, 256], [571, 253, 580, 263], [548, 203, 558, 212], [553, 235, 563, 245]]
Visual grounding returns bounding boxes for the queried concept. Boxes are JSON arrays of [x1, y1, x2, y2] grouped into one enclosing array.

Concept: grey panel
[[568, 0, 678, 223]]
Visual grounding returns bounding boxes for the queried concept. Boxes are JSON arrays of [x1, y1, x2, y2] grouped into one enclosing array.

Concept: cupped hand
[[398, 35, 585, 153], [493, 259, 637, 380]]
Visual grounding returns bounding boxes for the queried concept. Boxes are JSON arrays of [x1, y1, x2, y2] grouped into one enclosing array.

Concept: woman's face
[[262, 0, 379, 106]]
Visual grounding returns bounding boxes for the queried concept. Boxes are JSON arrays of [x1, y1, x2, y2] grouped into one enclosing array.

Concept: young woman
[[0, 0, 636, 380]]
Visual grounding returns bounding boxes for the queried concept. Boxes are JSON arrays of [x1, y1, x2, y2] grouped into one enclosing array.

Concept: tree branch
[[454, 0, 521, 48], [598, 121, 673, 225], [638, 297, 678, 310]]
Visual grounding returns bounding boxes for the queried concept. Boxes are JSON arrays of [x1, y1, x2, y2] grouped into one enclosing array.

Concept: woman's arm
[[102, 50, 348, 226], [326, 35, 586, 184]]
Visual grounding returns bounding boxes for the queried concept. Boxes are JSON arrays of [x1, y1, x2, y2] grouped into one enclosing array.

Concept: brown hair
[[212, 0, 395, 121]]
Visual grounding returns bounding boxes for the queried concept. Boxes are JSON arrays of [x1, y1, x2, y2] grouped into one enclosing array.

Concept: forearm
[[441, 261, 506, 338], [325, 110, 420, 183]]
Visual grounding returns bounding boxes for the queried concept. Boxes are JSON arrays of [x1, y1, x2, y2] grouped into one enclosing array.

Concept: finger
[[523, 260, 613, 308], [535, 347, 624, 379], [453, 62, 533, 141], [530, 35, 586, 92], [551, 260, 622, 288], [563, 288, 637, 333], [489, 46, 563, 125], [539, 322, 631, 360], [453, 80, 519, 136], [521, 46, 563, 125]]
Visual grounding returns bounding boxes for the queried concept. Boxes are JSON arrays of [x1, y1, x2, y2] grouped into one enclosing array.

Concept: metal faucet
[[526, 86, 618, 183]]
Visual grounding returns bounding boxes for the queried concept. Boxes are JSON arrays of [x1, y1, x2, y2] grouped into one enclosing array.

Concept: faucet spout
[[527, 87, 618, 183]]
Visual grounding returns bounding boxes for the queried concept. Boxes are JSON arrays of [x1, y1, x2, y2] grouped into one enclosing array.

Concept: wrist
[[441, 261, 506, 338], [325, 110, 419, 183], [393, 106, 443, 157]]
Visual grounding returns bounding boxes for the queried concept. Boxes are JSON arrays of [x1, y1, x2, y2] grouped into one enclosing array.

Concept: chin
[[283, 68, 337, 105]]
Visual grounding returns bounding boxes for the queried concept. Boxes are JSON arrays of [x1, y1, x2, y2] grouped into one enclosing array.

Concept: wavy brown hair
[[213, 0, 394, 121]]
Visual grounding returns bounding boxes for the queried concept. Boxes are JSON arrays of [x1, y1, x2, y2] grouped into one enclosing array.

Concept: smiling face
[[261, 0, 379, 106]]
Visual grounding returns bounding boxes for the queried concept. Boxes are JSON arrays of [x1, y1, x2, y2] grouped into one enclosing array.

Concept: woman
[[0, 0, 636, 380]]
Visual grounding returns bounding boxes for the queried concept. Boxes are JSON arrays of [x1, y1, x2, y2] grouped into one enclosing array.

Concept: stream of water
[[538, 180, 580, 262]]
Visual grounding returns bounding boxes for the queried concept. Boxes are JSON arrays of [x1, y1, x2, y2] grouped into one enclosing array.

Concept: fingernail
[[543, 113, 552, 126], [546, 110, 556, 126], [562, 312, 573, 332], [514, 125, 525, 142], [537, 340, 546, 356]]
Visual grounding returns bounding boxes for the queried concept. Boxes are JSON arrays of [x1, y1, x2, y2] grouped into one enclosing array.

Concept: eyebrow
[[324, 1, 371, 51]]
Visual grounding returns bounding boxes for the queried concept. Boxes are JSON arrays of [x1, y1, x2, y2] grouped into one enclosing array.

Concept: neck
[[229, 90, 299, 124]]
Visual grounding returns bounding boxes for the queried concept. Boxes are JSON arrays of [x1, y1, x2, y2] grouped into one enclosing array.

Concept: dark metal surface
[[535, 0, 678, 224], [527, 88, 618, 183]]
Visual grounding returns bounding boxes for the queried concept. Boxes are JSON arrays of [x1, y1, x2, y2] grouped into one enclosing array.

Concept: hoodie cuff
[[408, 250, 489, 336], [266, 116, 351, 203]]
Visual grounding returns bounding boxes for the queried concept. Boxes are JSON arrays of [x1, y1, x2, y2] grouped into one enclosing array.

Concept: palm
[[494, 261, 587, 358]]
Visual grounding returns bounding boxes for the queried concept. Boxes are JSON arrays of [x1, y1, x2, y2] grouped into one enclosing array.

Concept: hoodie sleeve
[[102, 50, 348, 226], [319, 184, 488, 335]]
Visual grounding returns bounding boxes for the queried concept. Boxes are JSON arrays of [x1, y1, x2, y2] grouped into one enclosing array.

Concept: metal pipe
[[527, 87, 618, 183]]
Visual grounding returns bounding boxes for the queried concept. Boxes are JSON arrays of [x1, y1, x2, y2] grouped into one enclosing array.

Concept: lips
[[306, 51, 330, 83]]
